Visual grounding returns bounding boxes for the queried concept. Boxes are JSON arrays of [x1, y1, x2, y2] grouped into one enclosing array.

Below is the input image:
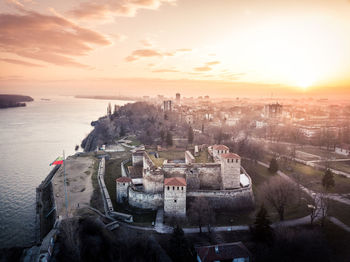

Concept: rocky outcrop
[[0, 94, 33, 108]]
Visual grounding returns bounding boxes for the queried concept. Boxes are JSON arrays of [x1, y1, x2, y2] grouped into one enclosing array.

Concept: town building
[[163, 100, 172, 111]]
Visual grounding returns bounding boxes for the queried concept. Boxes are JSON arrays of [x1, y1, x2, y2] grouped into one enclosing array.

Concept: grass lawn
[[322, 221, 350, 262], [125, 135, 141, 146], [318, 160, 350, 174], [297, 146, 342, 159], [115, 204, 156, 226], [104, 153, 131, 207], [195, 149, 213, 163], [241, 160, 310, 222], [328, 200, 350, 226], [279, 161, 350, 194]]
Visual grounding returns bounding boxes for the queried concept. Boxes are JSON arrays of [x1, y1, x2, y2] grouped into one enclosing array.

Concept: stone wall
[[116, 181, 130, 203], [187, 186, 254, 210], [163, 163, 221, 190], [220, 158, 241, 189], [185, 151, 195, 164], [121, 159, 130, 177], [164, 185, 186, 217], [128, 186, 163, 210], [132, 153, 144, 166]]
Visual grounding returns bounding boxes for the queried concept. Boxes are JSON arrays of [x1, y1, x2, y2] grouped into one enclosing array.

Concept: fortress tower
[[220, 153, 241, 189], [164, 177, 186, 217], [116, 177, 132, 203]]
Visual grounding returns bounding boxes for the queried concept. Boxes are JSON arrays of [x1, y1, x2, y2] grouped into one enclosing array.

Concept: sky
[[0, 0, 350, 97]]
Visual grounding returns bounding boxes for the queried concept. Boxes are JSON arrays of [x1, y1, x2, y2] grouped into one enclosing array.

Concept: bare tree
[[188, 197, 215, 233], [260, 177, 296, 221]]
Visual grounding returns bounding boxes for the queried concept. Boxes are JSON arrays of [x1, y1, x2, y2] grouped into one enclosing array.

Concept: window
[[174, 199, 177, 203], [227, 159, 229, 163], [181, 187, 183, 190], [123, 183, 125, 186], [177, 187, 179, 190], [236, 159, 238, 163], [173, 186, 175, 190], [167, 186, 170, 190]]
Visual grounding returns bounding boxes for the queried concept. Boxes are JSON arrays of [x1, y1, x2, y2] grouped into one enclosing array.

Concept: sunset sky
[[1, 0, 350, 97]]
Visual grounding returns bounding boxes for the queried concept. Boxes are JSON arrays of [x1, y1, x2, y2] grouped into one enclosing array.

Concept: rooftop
[[116, 177, 132, 183], [220, 153, 241, 159], [212, 144, 229, 150], [164, 177, 186, 186]]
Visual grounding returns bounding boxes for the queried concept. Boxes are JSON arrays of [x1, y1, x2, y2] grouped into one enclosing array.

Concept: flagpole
[[63, 150, 68, 218]]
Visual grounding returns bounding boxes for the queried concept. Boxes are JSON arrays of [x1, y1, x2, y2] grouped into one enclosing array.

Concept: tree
[[160, 129, 165, 143], [107, 102, 112, 116], [188, 126, 194, 144], [322, 169, 335, 190], [168, 226, 195, 262], [119, 125, 126, 137], [260, 177, 296, 221], [268, 158, 279, 173], [251, 204, 273, 243], [188, 197, 215, 233], [166, 131, 173, 146]]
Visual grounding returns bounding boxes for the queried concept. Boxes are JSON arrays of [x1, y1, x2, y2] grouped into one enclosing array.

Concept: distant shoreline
[[0, 94, 34, 109], [75, 95, 137, 102]]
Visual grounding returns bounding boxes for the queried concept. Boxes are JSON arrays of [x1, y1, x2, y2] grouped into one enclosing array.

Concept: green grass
[[115, 204, 156, 226], [242, 160, 310, 222], [319, 160, 350, 174], [328, 200, 350, 226], [104, 153, 131, 207], [279, 161, 350, 194], [126, 135, 141, 146], [297, 146, 342, 159], [195, 149, 213, 163], [322, 221, 350, 262]]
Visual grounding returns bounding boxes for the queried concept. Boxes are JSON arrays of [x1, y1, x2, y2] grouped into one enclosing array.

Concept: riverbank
[[0, 94, 33, 108]]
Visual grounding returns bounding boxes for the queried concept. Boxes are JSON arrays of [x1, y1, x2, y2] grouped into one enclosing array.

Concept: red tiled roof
[[196, 242, 251, 262], [220, 153, 240, 159], [116, 177, 132, 183], [164, 177, 186, 186], [212, 145, 229, 150]]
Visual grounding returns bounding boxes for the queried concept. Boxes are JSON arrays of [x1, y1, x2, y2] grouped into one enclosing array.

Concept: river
[[0, 96, 131, 248]]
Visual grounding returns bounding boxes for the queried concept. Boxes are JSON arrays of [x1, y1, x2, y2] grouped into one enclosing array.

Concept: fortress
[[116, 145, 254, 217]]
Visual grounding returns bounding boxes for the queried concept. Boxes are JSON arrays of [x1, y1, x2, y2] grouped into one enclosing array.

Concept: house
[[335, 144, 350, 156], [196, 242, 251, 262]]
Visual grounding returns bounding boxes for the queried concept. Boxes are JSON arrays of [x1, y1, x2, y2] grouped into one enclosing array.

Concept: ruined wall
[[185, 151, 195, 164], [132, 153, 144, 166], [164, 185, 186, 217], [220, 158, 241, 189], [128, 187, 163, 210]]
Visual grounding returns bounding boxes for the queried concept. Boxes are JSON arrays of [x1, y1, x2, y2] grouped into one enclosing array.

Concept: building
[[116, 144, 254, 217], [164, 177, 186, 217], [335, 144, 350, 156], [116, 177, 132, 203], [211, 144, 229, 159], [264, 103, 283, 118], [220, 153, 241, 189], [196, 242, 251, 262], [163, 100, 172, 112], [176, 93, 181, 105]]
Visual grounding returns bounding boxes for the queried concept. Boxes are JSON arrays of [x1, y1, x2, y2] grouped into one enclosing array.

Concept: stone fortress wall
[[117, 145, 254, 212]]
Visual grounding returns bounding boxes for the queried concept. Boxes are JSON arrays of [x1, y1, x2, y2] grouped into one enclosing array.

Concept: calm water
[[0, 96, 130, 248]]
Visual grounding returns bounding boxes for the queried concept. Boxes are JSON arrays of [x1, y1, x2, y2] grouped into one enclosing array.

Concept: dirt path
[[52, 156, 96, 218]]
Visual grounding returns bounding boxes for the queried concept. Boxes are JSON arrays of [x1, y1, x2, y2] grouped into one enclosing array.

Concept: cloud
[[206, 61, 220, 66], [152, 68, 178, 73], [125, 47, 191, 62], [0, 10, 111, 68], [69, 0, 176, 21], [0, 58, 43, 67], [194, 66, 212, 72]]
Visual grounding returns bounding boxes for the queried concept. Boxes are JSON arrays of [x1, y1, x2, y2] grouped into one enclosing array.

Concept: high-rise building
[[176, 93, 181, 105]]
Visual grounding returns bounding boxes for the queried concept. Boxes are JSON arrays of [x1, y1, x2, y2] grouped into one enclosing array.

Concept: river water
[[0, 96, 130, 248]]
